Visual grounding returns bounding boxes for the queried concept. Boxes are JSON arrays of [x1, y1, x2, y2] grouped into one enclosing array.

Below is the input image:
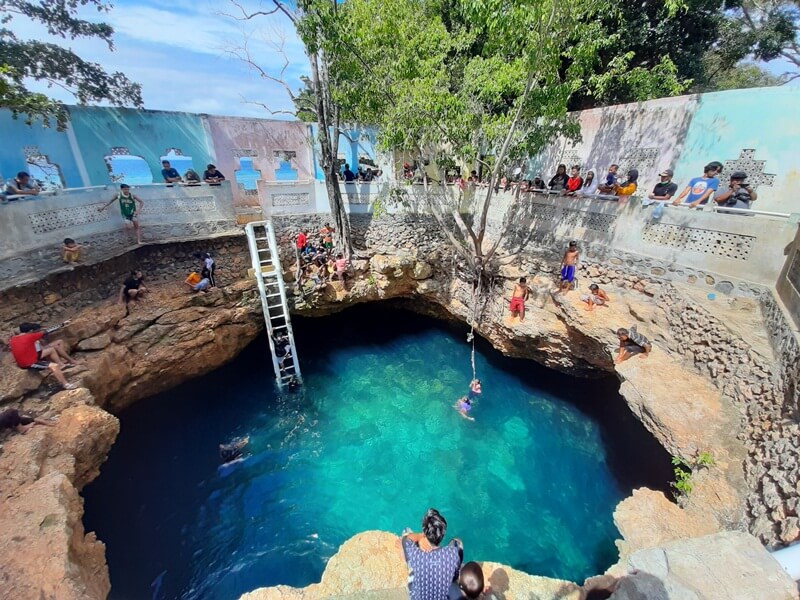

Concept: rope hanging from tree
[[467, 262, 483, 382]]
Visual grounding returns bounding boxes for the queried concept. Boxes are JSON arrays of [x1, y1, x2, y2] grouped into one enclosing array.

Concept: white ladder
[[244, 220, 302, 388]]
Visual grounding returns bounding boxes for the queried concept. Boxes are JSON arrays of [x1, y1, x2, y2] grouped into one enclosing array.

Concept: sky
[[16, 0, 310, 119], [11, 0, 797, 120]]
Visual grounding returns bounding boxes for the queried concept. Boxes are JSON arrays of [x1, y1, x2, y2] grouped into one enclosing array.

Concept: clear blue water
[[82, 304, 671, 600]]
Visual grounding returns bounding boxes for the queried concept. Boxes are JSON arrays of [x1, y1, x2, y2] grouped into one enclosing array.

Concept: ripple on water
[[83, 305, 671, 600]]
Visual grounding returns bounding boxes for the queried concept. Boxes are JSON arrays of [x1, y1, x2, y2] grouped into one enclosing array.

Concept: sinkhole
[[82, 303, 672, 600]]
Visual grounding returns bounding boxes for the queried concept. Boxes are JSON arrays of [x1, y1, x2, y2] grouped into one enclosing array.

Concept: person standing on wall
[[98, 183, 144, 245], [671, 164, 720, 209], [161, 160, 183, 185], [714, 171, 757, 215]]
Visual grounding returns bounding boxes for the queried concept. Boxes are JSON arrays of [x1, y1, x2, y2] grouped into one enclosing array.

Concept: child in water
[[455, 396, 474, 421], [468, 379, 482, 400]]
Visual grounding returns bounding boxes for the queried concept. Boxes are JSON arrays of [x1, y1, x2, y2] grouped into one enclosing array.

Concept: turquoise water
[[83, 305, 671, 600]]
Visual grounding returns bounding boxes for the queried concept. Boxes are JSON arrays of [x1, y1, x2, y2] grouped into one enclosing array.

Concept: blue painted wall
[[0, 113, 83, 188], [67, 106, 216, 185]]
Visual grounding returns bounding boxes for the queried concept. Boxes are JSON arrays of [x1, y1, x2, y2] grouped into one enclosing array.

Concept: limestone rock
[[411, 260, 433, 280], [76, 333, 112, 351], [611, 531, 797, 600], [612, 488, 719, 566], [0, 354, 42, 402], [241, 531, 581, 600]]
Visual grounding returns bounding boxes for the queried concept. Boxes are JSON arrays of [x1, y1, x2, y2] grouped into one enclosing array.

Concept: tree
[[0, 0, 142, 129], [333, 0, 687, 276], [225, 0, 354, 257], [728, 0, 800, 82]]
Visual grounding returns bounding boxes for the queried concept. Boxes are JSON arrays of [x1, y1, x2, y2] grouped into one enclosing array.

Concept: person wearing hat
[[672, 163, 720, 209], [715, 171, 757, 213], [642, 168, 678, 206]]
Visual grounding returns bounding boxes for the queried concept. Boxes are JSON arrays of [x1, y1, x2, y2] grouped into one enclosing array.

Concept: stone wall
[[0, 234, 250, 338]]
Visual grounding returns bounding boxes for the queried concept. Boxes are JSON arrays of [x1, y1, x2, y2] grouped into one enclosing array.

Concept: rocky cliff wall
[[1, 213, 798, 598]]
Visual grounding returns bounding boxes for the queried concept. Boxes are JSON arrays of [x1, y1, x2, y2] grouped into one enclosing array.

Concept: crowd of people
[[295, 224, 350, 291], [340, 162, 383, 183], [466, 159, 759, 214]]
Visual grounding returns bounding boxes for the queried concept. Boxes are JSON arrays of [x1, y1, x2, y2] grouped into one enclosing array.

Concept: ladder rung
[[260, 259, 272, 265], [265, 292, 282, 298], [254, 236, 269, 241], [273, 325, 288, 330], [270, 314, 285, 320]]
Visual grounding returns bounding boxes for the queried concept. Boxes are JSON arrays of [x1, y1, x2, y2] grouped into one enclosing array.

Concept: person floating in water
[[468, 379, 482, 401], [509, 277, 530, 322], [559, 240, 580, 293], [454, 396, 474, 421], [219, 436, 249, 464]]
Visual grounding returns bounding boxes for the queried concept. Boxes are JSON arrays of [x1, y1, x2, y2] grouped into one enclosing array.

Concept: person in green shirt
[[98, 184, 144, 244]]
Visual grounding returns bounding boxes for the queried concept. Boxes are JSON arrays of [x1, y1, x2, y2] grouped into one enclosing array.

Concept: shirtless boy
[[509, 277, 530, 321], [559, 241, 580, 293]]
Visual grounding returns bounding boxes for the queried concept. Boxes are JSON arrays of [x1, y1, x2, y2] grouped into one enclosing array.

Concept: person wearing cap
[[715, 171, 757, 213], [203, 164, 226, 185], [672, 163, 720, 209], [98, 183, 144, 244], [643, 169, 678, 206]]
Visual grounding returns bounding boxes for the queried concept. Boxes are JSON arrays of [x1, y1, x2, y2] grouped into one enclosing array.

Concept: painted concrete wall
[[67, 106, 216, 186], [528, 87, 800, 213], [206, 117, 313, 208], [0, 115, 84, 189]]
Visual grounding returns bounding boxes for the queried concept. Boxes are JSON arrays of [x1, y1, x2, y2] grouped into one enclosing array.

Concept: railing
[[2, 181, 236, 203]]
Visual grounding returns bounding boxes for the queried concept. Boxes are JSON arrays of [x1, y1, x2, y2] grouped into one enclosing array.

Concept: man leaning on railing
[[4, 171, 41, 199]]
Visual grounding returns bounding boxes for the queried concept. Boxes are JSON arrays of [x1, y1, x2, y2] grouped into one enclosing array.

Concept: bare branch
[[219, 0, 279, 21]]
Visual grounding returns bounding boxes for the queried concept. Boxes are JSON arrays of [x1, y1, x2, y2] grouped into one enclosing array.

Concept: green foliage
[[671, 451, 716, 499], [696, 450, 716, 468], [0, 0, 141, 129]]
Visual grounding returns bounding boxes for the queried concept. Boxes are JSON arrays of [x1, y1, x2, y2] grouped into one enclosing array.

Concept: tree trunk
[[310, 47, 354, 257]]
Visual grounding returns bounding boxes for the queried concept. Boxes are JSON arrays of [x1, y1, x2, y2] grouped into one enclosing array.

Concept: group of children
[[184, 253, 217, 293], [296, 224, 349, 290], [508, 240, 611, 321]]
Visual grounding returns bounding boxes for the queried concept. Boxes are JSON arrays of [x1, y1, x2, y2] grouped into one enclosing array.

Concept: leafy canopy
[[0, 0, 141, 128]]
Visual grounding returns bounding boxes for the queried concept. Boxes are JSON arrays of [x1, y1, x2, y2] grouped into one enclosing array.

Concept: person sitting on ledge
[[449, 561, 484, 600], [532, 176, 546, 190], [184, 169, 202, 185], [597, 164, 619, 194], [576, 170, 597, 196], [161, 160, 183, 185], [203, 164, 226, 185], [614, 169, 638, 197], [120, 270, 148, 309], [565, 165, 584, 194], [219, 436, 249, 464], [616, 326, 651, 363], [548, 164, 569, 191], [580, 283, 610, 311], [5, 171, 40, 198], [0, 408, 55, 435], [9, 322, 77, 390], [186, 267, 212, 293], [63, 238, 83, 264], [402, 508, 463, 600]]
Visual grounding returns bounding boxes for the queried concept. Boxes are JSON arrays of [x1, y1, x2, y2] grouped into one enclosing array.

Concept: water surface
[[83, 304, 671, 600]]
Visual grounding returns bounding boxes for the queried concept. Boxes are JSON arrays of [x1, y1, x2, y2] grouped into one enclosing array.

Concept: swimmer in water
[[220, 436, 249, 464], [468, 378, 482, 401], [454, 396, 474, 421]]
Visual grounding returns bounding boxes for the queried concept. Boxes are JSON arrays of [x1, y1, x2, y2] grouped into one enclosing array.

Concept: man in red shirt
[[566, 165, 584, 194], [9, 322, 75, 389]]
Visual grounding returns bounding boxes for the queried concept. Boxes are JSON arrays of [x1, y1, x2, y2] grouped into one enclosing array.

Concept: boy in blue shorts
[[559, 241, 579, 293]]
